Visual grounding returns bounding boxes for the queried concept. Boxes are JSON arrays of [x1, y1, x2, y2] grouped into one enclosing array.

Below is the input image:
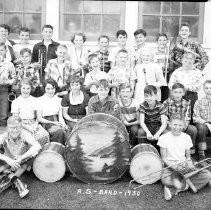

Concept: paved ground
[[1, 125, 211, 209]]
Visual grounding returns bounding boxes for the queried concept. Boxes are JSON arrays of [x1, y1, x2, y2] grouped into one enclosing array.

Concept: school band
[[0, 22, 211, 200]]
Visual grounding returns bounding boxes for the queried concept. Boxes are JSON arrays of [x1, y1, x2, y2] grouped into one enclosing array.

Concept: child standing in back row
[[134, 49, 166, 104]]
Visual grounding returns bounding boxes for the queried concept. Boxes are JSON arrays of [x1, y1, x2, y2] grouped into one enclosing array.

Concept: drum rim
[[65, 113, 130, 184], [131, 143, 158, 154], [42, 142, 65, 150], [72, 113, 129, 138], [33, 147, 66, 183]]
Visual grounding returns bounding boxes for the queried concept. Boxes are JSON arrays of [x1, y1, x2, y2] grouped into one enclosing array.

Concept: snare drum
[[65, 113, 131, 184], [130, 144, 163, 184], [33, 142, 66, 183]]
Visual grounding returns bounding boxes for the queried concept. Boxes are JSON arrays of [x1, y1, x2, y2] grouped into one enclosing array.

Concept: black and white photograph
[[1, 0, 211, 209]]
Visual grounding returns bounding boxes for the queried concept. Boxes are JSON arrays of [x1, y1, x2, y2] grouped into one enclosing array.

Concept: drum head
[[65, 116, 130, 184], [33, 151, 66, 183], [130, 152, 163, 184]]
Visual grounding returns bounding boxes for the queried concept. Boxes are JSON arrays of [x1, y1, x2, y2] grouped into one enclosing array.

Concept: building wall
[[12, 0, 211, 98]]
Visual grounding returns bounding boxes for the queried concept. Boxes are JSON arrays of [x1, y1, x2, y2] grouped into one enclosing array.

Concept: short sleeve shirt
[[11, 95, 37, 119], [119, 98, 139, 122], [61, 91, 89, 116], [36, 94, 62, 117], [139, 100, 167, 123], [157, 132, 193, 162]]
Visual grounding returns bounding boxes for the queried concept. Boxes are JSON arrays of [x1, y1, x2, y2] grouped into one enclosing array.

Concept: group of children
[[0, 22, 211, 201]]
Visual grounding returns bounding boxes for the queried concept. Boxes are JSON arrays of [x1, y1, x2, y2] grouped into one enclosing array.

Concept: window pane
[[182, 2, 199, 15], [102, 15, 120, 38], [182, 17, 198, 37], [143, 16, 160, 36], [24, 14, 41, 34], [4, 13, 22, 33], [5, 0, 23, 11], [103, 1, 121, 14], [64, 0, 82, 13], [163, 2, 180, 15], [0, 0, 3, 11], [63, 14, 82, 40], [24, 0, 42, 12], [162, 17, 179, 37], [143, 2, 161, 14], [0, 13, 3, 24], [83, 1, 101, 14], [84, 15, 101, 38]]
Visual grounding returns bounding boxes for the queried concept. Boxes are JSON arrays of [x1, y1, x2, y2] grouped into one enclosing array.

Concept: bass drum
[[65, 113, 131, 184]]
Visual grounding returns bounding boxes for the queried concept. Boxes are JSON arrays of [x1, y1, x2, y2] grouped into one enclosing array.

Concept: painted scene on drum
[[65, 122, 130, 184]]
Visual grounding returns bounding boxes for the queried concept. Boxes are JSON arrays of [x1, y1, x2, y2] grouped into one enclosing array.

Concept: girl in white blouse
[[36, 78, 68, 145], [11, 78, 49, 147]]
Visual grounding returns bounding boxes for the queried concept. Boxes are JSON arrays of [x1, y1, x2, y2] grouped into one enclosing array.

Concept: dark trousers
[[184, 91, 198, 124], [138, 122, 168, 152], [126, 124, 142, 147], [195, 123, 211, 151], [0, 87, 9, 124], [42, 115, 68, 145]]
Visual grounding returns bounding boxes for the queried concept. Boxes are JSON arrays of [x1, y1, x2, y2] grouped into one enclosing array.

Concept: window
[[0, 0, 46, 39], [138, 2, 204, 42], [60, 0, 125, 41]]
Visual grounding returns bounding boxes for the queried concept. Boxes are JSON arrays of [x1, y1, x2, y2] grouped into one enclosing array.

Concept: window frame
[[0, 0, 46, 40], [138, 1, 205, 43], [59, 0, 126, 41]]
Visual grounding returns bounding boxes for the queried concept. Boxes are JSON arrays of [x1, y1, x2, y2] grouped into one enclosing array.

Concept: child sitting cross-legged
[[158, 115, 211, 201], [0, 116, 41, 198], [119, 83, 141, 147], [138, 85, 168, 151]]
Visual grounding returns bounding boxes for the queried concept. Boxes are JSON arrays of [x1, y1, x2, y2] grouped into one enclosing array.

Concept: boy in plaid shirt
[[163, 83, 197, 155], [170, 22, 209, 72], [193, 80, 211, 160]]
